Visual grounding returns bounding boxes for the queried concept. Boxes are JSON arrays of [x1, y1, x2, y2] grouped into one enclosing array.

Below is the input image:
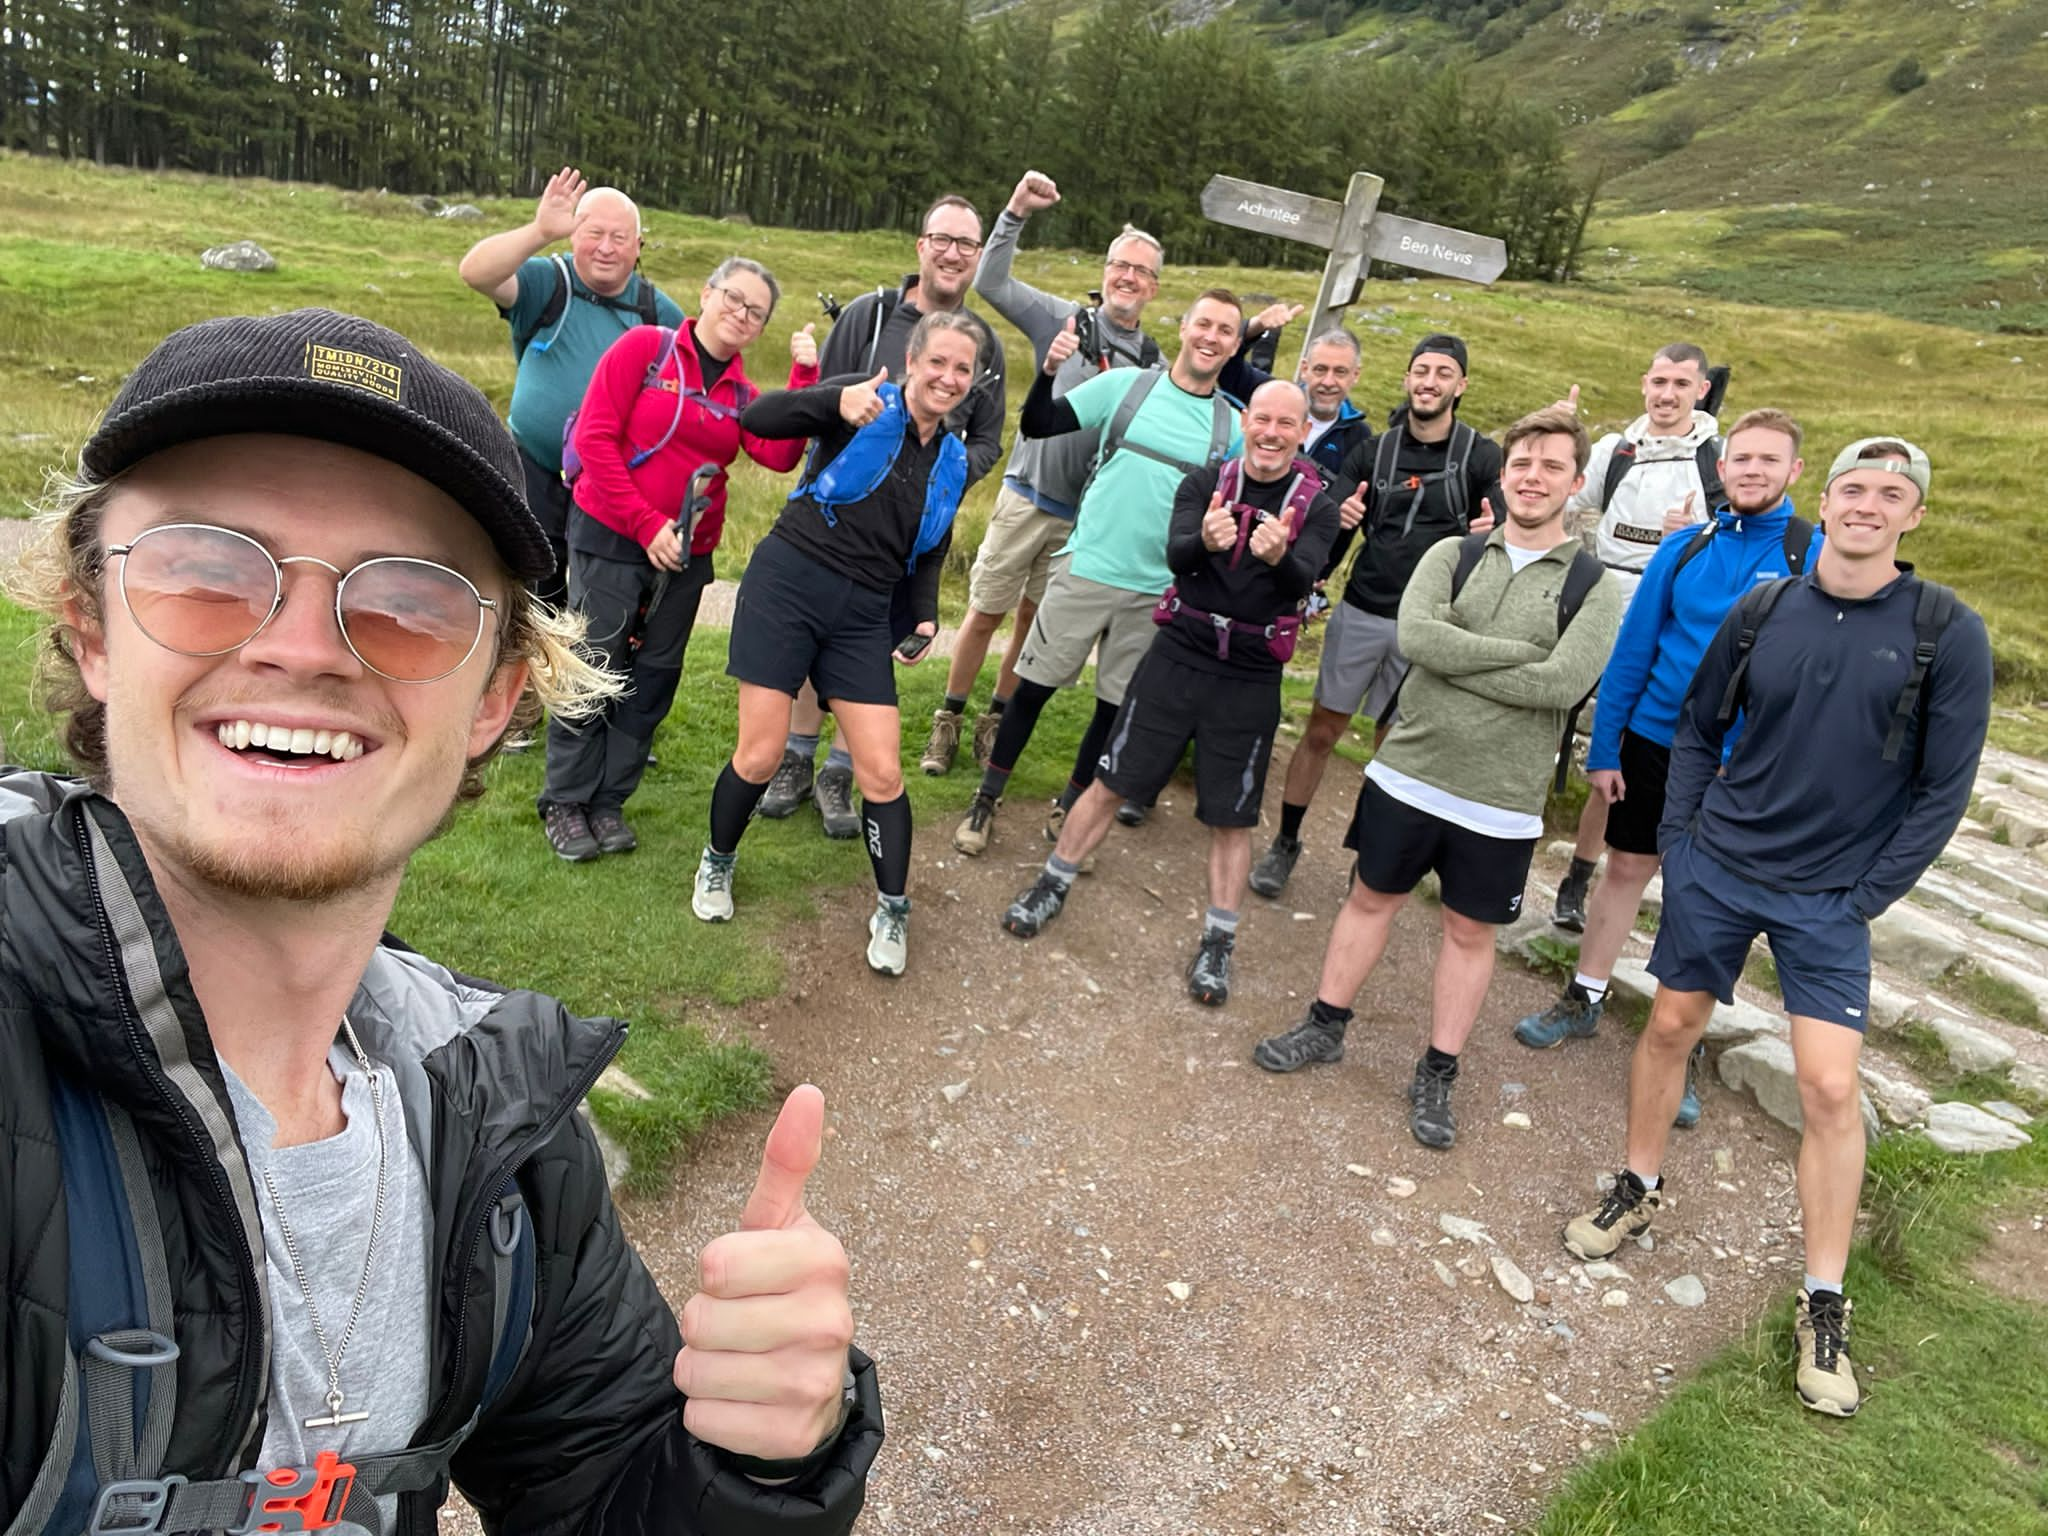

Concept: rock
[[2013, 1061, 2048, 1098], [1601, 1289, 1629, 1307], [1986, 802, 2048, 849], [1580, 1409, 1612, 1428], [435, 202, 485, 220], [1860, 1066, 1932, 1127], [1582, 1261, 1630, 1283], [1491, 1254, 1535, 1303], [410, 194, 443, 213], [1712, 1147, 1734, 1176], [1867, 976, 1919, 1030], [940, 1080, 969, 1103], [1345, 1163, 1371, 1177], [1869, 905, 1967, 980], [1502, 1112, 1532, 1129], [199, 240, 276, 272], [1982, 1100, 2034, 1126], [1607, 957, 1658, 1005], [595, 1064, 654, 1102], [1929, 1017, 2017, 1074], [1386, 1176, 1418, 1199], [1371, 1227, 1398, 1247], [1438, 1213, 1493, 1245], [1663, 1275, 1707, 1308], [577, 1103, 630, 1188], [1924, 1102, 2032, 1154], [1432, 1259, 1460, 1289], [922, 1444, 946, 1463], [1719, 1035, 1881, 1140], [1702, 996, 1788, 1044], [1165, 1281, 1193, 1302]]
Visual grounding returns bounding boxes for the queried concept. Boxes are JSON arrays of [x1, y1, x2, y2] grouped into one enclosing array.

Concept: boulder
[[1702, 995, 1788, 1044], [1866, 976, 1919, 1031], [2011, 1060, 2048, 1099], [1924, 1102, 2032, 1155], [1859, 1066, 1932, 1127], [1982, 1100, 2034, 1126], [1718, 1035, 1880, 1141], [1929, 1016, 2017, 1074], [1663, 1275, 1707, 1308], [1869, 905, 1966, 979], [436, 203, 485, 220], [411, 194, 444, 214], [199, 240, 276, 272]]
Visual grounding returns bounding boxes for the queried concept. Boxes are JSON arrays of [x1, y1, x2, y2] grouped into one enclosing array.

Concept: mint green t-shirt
[[1061, 368, 1242, 595]]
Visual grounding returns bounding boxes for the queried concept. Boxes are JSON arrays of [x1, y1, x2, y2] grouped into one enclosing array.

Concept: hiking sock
[[824, 740, 853, 773], [1067, 697, 1121, 798], [986, 693, 1010, 717], [1044, 853, 1081, 889], [709, 762, 769, 855], [1279, 800, 1308, 842], [1309, 999, 1353, 1031], [1571, 971, 1610, 1004], [1627, 1168, 1661, 1192], [980, 679, 1057, 799], [1804, 1275, 1843, 1299], [861, 790, 913, 897], [785, 730, 821, 762], [1423, 1045, 1459, 1078], [1566, 855, 1597, 885], [1205, 906, 1240, 937], [944, 692, 969, 716]]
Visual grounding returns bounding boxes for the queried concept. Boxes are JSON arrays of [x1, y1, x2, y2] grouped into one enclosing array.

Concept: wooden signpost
[[1199, 171, 1509, 369]]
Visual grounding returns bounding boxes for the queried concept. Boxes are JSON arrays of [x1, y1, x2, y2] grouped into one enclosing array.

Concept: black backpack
[[1368, 420, 1479, 539], [515, 253, 661, 362], [1600, 437, 1726, 516], [1074, 298, 1161, 371], [1670, 513, 1816, 581], [1714, 575, 1960, 768]]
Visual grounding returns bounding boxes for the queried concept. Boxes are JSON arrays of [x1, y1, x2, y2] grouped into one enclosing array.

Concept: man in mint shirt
[[459, 166, 684, 605], [953, 289, 1244, 857]]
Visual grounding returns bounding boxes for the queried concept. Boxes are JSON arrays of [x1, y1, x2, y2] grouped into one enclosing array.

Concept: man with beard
[[1252, 406, 1619, 1151], [760, 194, 1007, 837], [1512, 411, 1819, 1138], [997, 381, 1339, 1008], [1248, 334, 1502, 898], [918, 169, 1166, 777], [951, 290, 1245, 857]]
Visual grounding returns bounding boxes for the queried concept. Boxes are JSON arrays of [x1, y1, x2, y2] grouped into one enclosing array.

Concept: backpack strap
[[1206, 389, 1234, 471], [1695, 437, 1726, 512], [628, 327, 690, 469], [631, 277, 660, 328], [1550, 550, 1608, 792], [1782, 514, 1815, 575], [1447, 529, 1490, 602], [1884, 579, 1958, 765], [861, 286, 897, 374], [1441, 421, 1474, 531], [514, 255, 575, 363], [1599, 440, 1638, 511], [1094, 366, 1164, 471], [1669, 523, 1718, 581], [1714, 577, 1796, 728]]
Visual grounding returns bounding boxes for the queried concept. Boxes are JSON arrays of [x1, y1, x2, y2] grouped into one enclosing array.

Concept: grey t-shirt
[[224, 1045, 431, 1535]]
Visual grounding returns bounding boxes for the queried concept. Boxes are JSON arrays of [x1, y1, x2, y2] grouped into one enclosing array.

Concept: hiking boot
[[1115, 799, 1149, 828], [1248, 834, 1302, 899], [1553, 864, 1592, 932], [867, 896, 911, 976], [1563, 1171, 1663, 1261], [588, 807, 637, 854], [1252, 1011, 1346, 1073], [691, 848, 737, 922], [1674, 1042, 1706, 1130], [816, 763, 859, 839], [1408, 1059, 1458, 1150], [757, 750, 813, 819], [920, 709, 963, 776], [1794, 1288, 1860, 1417], [954, 792, 1000, 856], [1186, 930, 1235, 1006], [1513, 983, 1604, 1049], [542, 803, 602, 863], [971, 710, 1002, 768], [1001, 872, 1069, 939]]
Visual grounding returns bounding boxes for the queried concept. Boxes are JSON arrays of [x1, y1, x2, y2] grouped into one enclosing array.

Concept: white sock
[[1627, 1168, 1660, 1191], [1804, 1273, 1842, 1297], [1572, 971, 1609, 1003]]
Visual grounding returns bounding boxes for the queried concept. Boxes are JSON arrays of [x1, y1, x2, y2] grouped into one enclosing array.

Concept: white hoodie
[[1568, 408, 1721, 601]]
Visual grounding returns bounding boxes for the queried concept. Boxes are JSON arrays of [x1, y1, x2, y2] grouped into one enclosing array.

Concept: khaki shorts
[[1016, 560, 1159, 706], [967, 484, 1074, 614]]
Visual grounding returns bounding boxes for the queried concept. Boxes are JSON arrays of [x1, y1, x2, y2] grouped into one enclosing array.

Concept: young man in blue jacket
[[1561, 436, 1993, 1420], [1514, 408, 1818, 1135]]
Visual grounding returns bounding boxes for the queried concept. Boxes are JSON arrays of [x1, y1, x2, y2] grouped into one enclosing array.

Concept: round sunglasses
[[104, 522, 499, 684]]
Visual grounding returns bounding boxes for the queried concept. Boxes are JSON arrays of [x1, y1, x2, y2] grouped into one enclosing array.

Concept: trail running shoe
[[1794, 1288, 1860, 1417], [1187, 929, 1235, 1006], [1513, 984, 1604, 1048], [542, 803, 602, 863], [1248, 834, 1302, 899], [757, 750, 814, 819], [1675, 1041, 1706, 1130], [1001, 872, 1069, 938], [1408, 1058, 1458, 1150], [920, 709, 963, 776], [867, 896, 911, 976], [816, 763, 859, 839], [1563, 1171, 1663, 1261], [972, 710, 1002, 768], [1252, 1011, 1346, 1072], [1553, 865, 1591, 933], [691, 848, 737, 922], [588, 807, 637, 854]]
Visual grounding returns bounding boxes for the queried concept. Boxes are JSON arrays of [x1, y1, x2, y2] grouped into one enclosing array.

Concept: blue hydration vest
[[790, 382, 968, 574]]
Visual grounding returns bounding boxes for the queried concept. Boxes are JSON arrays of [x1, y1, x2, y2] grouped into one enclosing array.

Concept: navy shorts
[[726, 533, 898, 707], [1649, 834, 1871, 1031], [1096, 642, 1282, 829]]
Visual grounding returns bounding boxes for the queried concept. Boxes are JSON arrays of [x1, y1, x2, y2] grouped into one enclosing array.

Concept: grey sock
[[1045, 854, 1080, 888], [1205, 907, 1239, 936], [824, 741, 853, 772], [786, 731, 821, 759]]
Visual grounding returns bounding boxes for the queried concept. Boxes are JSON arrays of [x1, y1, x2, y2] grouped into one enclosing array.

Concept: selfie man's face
[[73, 435, 526, 903]]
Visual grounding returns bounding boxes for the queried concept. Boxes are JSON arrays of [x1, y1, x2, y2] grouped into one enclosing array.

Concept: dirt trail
[[624, 755, 1810, 1535]]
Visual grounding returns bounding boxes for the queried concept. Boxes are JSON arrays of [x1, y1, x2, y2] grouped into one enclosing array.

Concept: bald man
[[461, 167, 685, 605], [998, 380, 1340, 1008]]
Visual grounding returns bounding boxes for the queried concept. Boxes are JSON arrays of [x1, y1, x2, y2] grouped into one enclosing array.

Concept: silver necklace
[[259, 1018, 387, 1429]]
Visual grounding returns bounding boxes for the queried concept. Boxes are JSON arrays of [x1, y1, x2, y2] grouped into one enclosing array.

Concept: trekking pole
[[630, 463, 719, 655]]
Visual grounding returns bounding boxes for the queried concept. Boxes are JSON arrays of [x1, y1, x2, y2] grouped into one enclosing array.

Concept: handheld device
[[893, 631, 935, 663]]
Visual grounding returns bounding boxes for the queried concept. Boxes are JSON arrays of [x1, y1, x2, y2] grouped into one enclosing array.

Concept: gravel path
[[623, 760, 1810, 1534]]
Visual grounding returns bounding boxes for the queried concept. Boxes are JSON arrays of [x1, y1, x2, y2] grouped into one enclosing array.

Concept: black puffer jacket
[[0, 774, 881, 1535]]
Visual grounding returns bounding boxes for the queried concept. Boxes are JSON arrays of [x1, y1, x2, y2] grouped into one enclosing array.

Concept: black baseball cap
[[79, 308, 553, 581], [1409, 333, 1469, 374]]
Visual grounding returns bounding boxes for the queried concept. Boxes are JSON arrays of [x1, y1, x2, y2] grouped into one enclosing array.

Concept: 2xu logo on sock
[[865, 820, 883, 859]]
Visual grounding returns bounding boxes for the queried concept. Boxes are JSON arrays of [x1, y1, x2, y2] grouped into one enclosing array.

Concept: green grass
[[1941, 959, 2043, 1033]]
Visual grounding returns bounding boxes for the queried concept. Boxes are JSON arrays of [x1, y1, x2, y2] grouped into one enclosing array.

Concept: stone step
[[1937, 837, 2048, 917], [1979, 744, 2048, 803]]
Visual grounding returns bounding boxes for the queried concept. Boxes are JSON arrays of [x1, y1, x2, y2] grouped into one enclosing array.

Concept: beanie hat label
[[305, 342, 404, 404]]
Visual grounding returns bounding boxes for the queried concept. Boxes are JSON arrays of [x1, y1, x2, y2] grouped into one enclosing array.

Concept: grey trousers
[[539, 546, 714, 811]]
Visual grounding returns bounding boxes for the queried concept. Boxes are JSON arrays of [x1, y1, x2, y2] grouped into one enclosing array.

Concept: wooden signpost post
[[1199, 171, 1509, 369]]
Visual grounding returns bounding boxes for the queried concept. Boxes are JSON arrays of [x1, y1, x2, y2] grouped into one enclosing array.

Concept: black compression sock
[[1068, 698, 1121, 797], [708, 762, 770, 855], [1566, 855, 1598, 883], [861, 790, 913, 898], [987, 693, 1010, 716], [1280, 800, 1308, 842], [1310, 999, 1353, 1030], [943, 693, 968, 716], [1424, 1045, 1459, 1078], [980, 680, 1057, 799]]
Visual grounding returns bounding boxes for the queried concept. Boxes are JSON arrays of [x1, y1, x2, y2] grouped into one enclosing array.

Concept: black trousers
[[518, 447, 574, 612]]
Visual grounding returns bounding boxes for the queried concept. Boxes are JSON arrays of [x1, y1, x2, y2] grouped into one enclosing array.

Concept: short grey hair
[[1302, 328, 1362, 364], [575, 186, 641, 237], [1107, 224, 1164, 271], [708, 255, 781, 314]]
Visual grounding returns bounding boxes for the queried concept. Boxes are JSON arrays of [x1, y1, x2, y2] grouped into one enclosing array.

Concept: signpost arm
[[1300, 171, 1383, 373]]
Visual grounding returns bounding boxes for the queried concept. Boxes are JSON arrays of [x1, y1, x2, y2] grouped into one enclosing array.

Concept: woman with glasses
[[538, 255, 818, 862]]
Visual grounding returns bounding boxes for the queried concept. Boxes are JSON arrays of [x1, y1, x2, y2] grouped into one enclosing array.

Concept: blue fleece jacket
[[1660, 565, 1994, 917], [1589, 497, 1819, 770]]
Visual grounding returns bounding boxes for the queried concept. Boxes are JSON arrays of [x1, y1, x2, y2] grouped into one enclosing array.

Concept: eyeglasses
[[1104, 257, 1159, 281], [104, 523, 498, 684], [709, 284, 771, 328], [919, 232, 984, 255]]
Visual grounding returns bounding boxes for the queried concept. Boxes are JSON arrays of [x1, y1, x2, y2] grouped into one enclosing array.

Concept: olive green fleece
[[1378, 530, 1623, 816]]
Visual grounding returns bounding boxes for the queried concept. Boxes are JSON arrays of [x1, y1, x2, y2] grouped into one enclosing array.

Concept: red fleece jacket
[[568, 317, 817, 553]]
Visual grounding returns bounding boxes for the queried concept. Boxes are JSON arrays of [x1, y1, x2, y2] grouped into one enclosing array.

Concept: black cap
[[1410, 332, 1469, 374], [79, 308, 553, 581]]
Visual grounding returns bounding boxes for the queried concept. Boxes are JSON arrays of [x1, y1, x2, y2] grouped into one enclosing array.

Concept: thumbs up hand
[[1044, 314, 1080, 376], [839, 367, 891, 427], [1552, 383, 1581, 415], [1201, 489, 1237, 551], [1662, 489, 1699, 533], [790, 321, 817, 370], [674, 1085, 854, 1464], [1470, 495, 1498, 534]]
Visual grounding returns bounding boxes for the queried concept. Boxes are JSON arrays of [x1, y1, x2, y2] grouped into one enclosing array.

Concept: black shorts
[[1096, 642, 1282, 829], [726, 533, 898, 707], [1604, 729, 1672, 857], [1346, 776, 1537, 925]]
